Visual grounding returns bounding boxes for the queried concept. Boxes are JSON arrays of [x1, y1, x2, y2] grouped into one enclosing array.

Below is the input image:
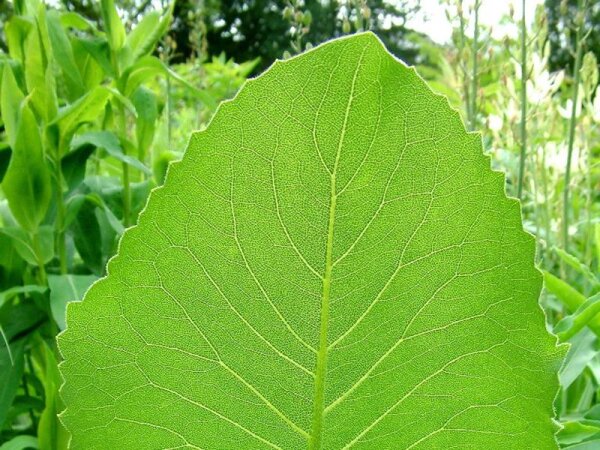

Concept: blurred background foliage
[[0, 0, 599, 449]]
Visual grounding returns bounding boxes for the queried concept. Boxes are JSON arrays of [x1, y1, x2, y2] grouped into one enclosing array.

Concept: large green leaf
[[59, 33, 563, 449]]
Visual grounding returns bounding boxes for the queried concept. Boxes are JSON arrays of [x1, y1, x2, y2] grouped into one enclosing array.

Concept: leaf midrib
[[309, 46, 367, 450]]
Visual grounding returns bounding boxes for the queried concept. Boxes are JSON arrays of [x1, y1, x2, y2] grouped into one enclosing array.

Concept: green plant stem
[[167, 73, 172, 152], [49, 129, 68, 274], [22, 375, 37, 432], [541, 157, 550, 235], [109, 39, 132, 227], [22, 356, 38, 431], [119, 108, 132, 227], [517, 0, 527, 200], [122, 162, 131, 227], [563, 0, 586, 253], [469, 0, 480, 131], [457, 0, 471, 122], [542, 121, 553, 264], [583, 124, 593, 268], [32, 231, 47, 286], [532, 144, 541, 263], [55, 161, 67, 274]]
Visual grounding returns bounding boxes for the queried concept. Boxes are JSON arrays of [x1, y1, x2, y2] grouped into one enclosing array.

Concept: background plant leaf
[[1, 102, 52, 232], [0, 338, 25, 428], [0, 435, 39, 450], [48, 274, 97, 330]]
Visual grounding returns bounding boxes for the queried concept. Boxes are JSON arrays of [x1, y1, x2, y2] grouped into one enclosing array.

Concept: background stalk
[[562, 0, 586, 253], [517, 0, 527, 200], [469, 0, 480, 131], [31, 232, 47, 286], [457, 0, 471, 124], [119, 107, 132, 228], [54, 151, 67, 274]]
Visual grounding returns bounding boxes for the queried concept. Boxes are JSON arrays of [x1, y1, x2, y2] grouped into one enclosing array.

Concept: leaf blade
[[59, 33, 562, 450]]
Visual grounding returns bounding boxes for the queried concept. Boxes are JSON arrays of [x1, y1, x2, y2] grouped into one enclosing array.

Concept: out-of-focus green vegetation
[[0, 0, 598, 448]]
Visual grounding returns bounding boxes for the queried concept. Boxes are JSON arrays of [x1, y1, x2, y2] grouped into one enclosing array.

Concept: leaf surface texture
[[59, 33, 562, 449]]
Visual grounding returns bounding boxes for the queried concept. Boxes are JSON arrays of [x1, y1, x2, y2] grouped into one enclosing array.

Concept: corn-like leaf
[[59, 33, 563, 449], [51, 86, 111, 149], [544, 271, 587, 309], [0, 226, 54, 266], [100, 0, 126, 53], [2, 101, 51, 232], [59, 12, 97, 32], [552, 247, 600, 289], [118, 55, 213, 105], [0, 65, 25, 147], [555, 294, 600, 342], [0, 338, 25, 428], [121, 3, 173, 69], [34, 341, 70, 450], [132, 86, 158, 159], [47, 10, 85, 100], [4, 16, 32, 63], [23, 8, 52, 119]]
